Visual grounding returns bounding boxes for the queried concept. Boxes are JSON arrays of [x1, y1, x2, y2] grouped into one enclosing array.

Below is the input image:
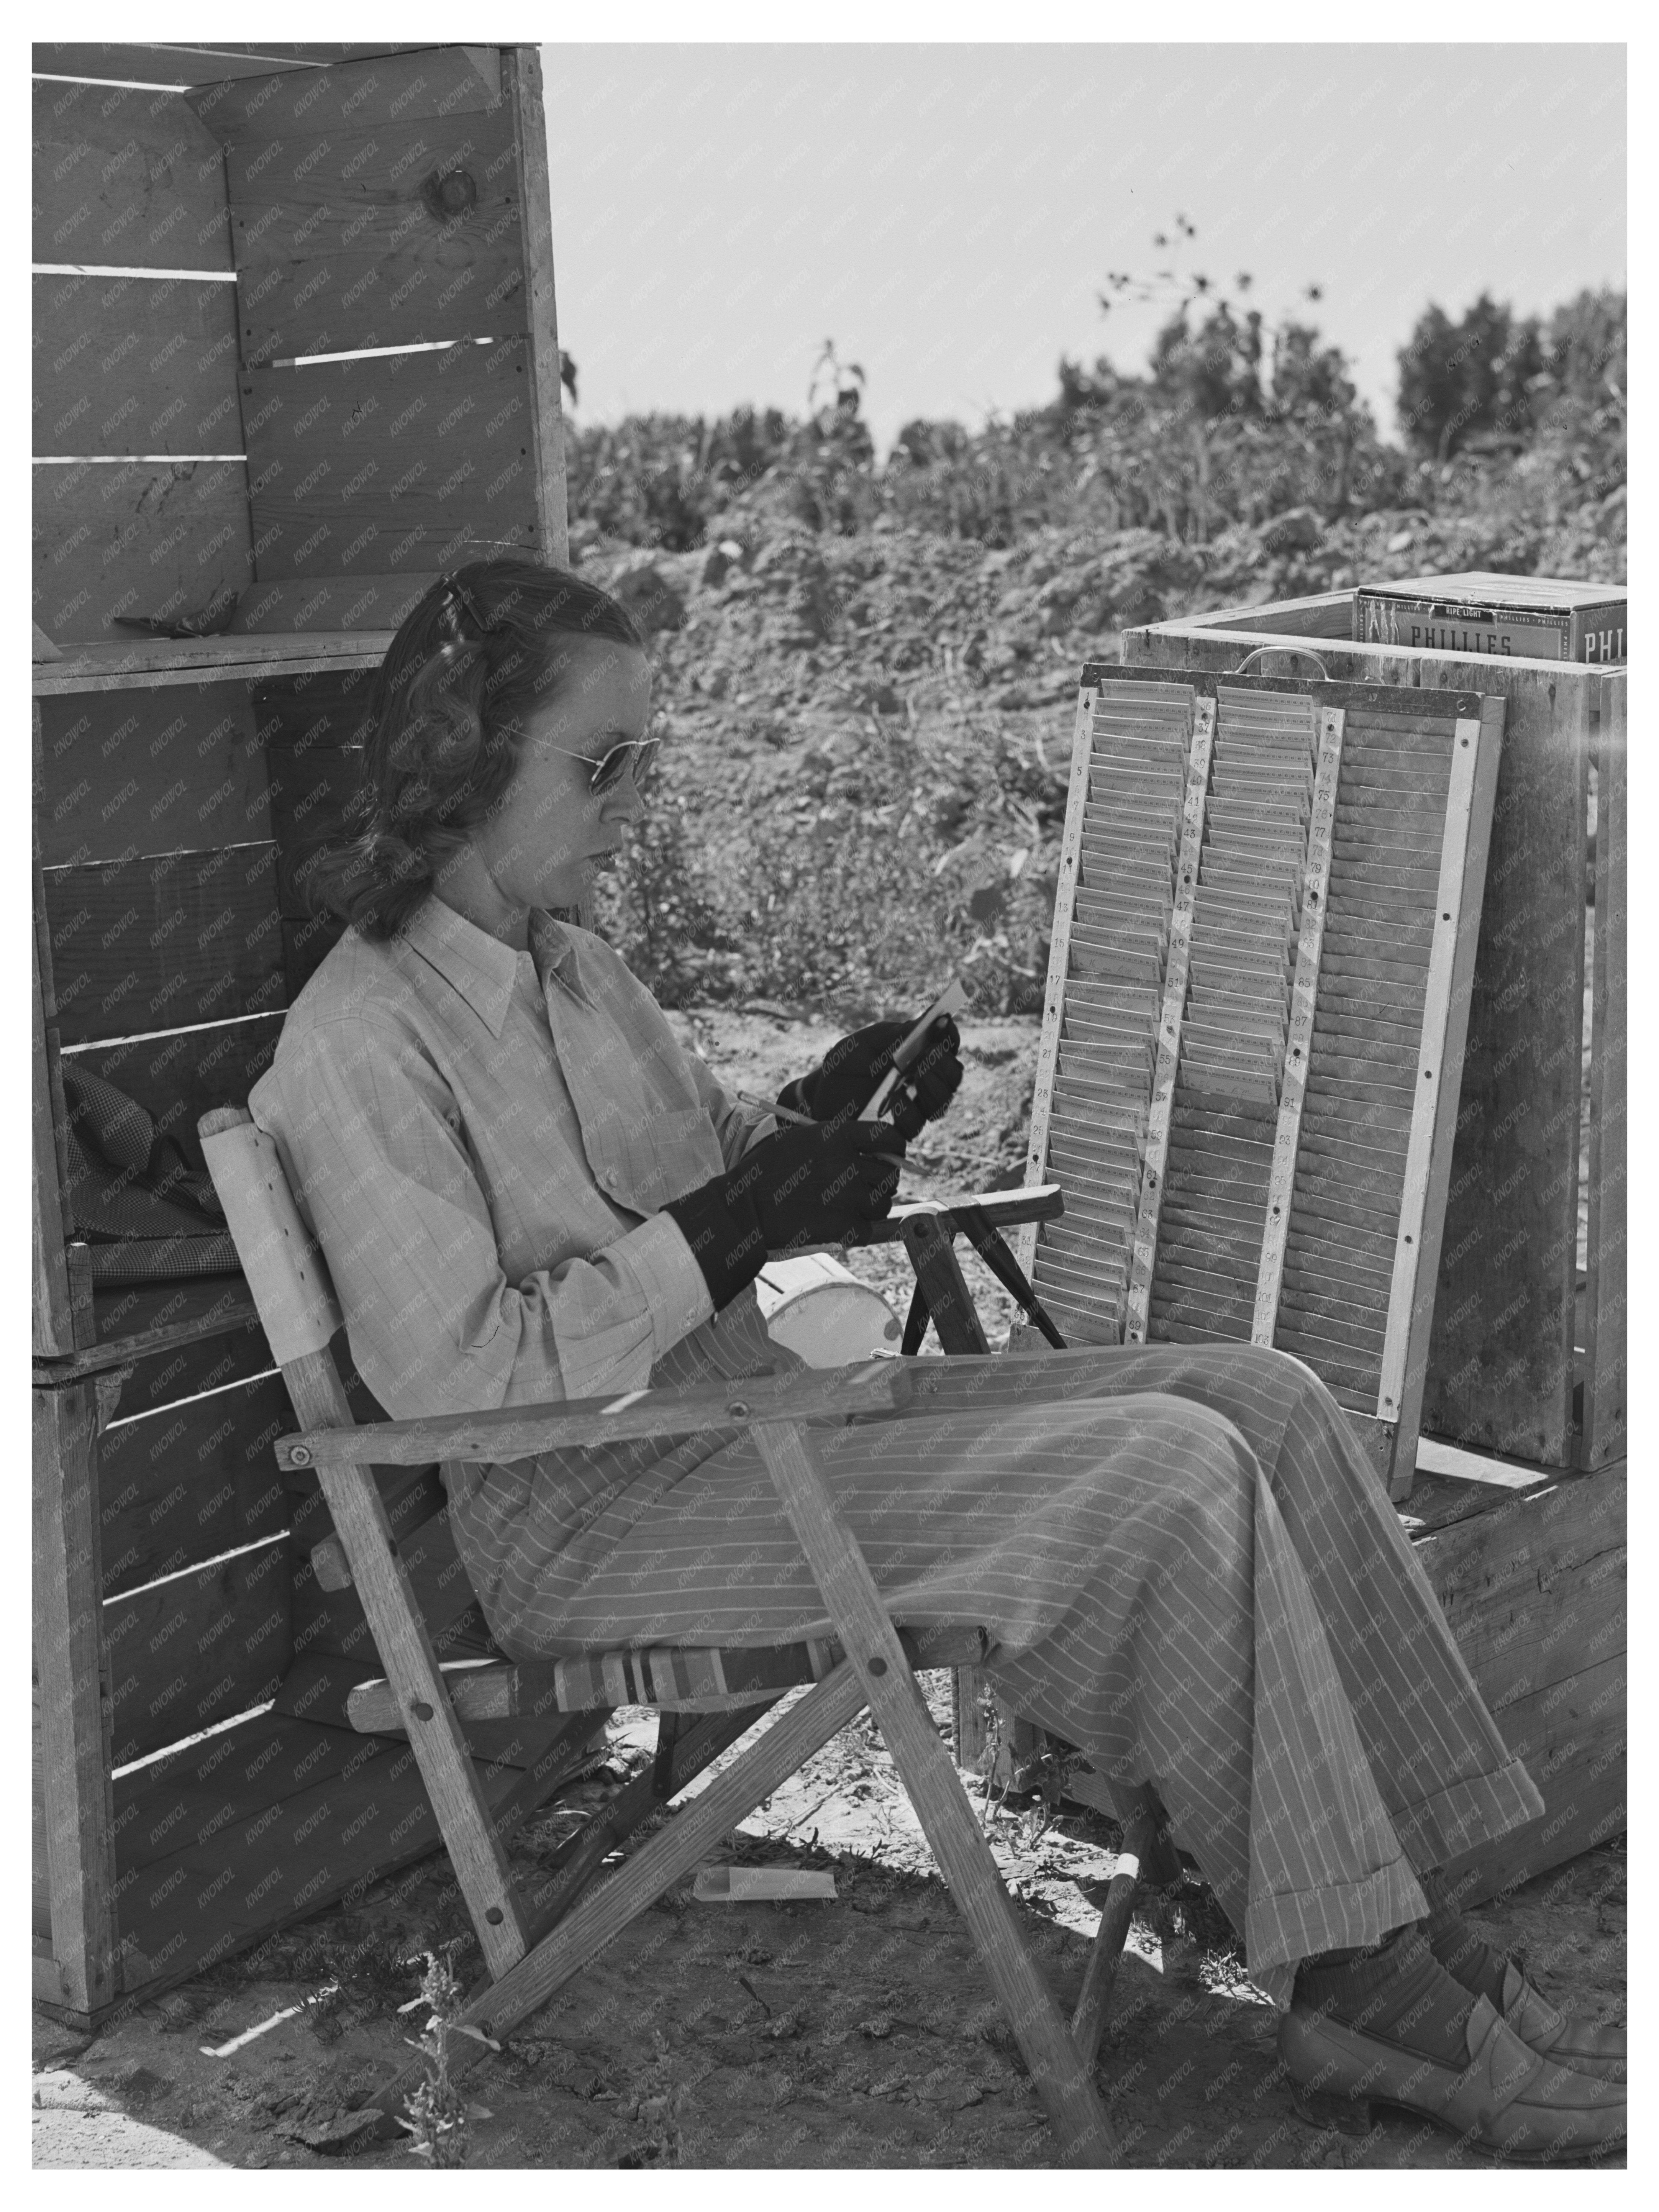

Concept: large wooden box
[[32, 39, 576, 2027], [1124, 587, 1625, 1477]]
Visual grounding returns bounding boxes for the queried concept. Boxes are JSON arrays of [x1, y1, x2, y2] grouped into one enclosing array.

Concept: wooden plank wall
[[33, 1385, 121, 2012], [254, 667, 374, 993], [33, 44, 431, 87], [34, 44, 567, 644], [1421, 1468, 1626, 1907], [31, 74, 251, 644], [183, 43, 566, 637], [1126, 621, 1595, 1470], [31, 36, 573, 2014]]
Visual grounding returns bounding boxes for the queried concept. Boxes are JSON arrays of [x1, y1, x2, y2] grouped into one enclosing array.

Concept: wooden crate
[[31, 39, 582, 2028], [1124, 589, 1626, 1476]]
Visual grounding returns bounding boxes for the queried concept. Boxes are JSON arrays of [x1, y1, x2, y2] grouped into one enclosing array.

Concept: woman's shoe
[[1279, 1991, 1626, 2161], [1493, 1959, 1626, 2083]]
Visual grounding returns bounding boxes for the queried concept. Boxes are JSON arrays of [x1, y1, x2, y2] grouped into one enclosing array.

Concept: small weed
[[616, 2029, 687, 2168], [395, 1944, 500, 2169]]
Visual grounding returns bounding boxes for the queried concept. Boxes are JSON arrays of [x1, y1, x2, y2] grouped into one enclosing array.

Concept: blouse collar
[[398, 897, 586, 1037]]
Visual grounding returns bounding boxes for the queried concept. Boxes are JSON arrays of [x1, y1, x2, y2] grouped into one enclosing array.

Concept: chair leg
[[277, 1350, 531, 1981], [752, 1417, 1117, 2168], [1071, 1791, 1161, 2069], [369, 1659, 877, 2127], [898, 1212, 990, 1354]]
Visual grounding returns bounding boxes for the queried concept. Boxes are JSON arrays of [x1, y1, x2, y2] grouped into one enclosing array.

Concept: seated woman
[[251, 558, 1623, 2157]]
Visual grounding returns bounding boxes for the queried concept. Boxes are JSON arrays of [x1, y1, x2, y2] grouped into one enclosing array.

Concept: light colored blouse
[[249, 894, 788, 1428]]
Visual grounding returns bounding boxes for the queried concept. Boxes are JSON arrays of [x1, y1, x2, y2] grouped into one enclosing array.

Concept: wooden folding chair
[[200, 1104, 1174, 2166]]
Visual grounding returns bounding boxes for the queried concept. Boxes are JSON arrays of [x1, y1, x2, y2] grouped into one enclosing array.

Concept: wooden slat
[[1381, 705, 1504, 1497], [33, 457, 253, 646], [239, 338, 538, 580], [34, 887, 76, 1356], [41, 843, 284, 1047], [46, 1284, 261, 1378], [1125, 697, 1215, 1344], [507, 45, 569, 564], [104, 1535, 292, 1766], [35, 686, 270, 869], [64, 1013, 283, 1165], [1013, 683, 1095, 1287], [33, 1383, 121, 2014], [857, 1183, 1062, 1245], [33, 44, 431, 87], [1252, 705, 1342, 1345], [1583, 673, 1626, 1466], [1429, 1493, 1624, 1704], [112, 1710, 395, 1878], [187, 47, 500, 142], [88, 1313, 275, 1419], [32, 80, 232, 270], [234, 572, 438, 631], [274, 1344, 528, 1979], [751, 1420, 1115, 2165], [898, 1213, 989, 1354], [227, 112, 525, 365], [1416, 659, 1587, 1464], [280, 1359, 921, 1470], [289, 1463, 448, 1585], [33, 273, 241, 459], [98, 1372, 293, 1598], [291, 1505, 493, 1668], [1374, 717, 1483, 1423], [34, 632, 393, 694]]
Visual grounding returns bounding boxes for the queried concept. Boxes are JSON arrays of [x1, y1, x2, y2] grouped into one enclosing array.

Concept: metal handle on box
[[1233, 645, 1330, 680]]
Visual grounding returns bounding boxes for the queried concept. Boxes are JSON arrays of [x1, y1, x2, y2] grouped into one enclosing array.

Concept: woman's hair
[[305, 557, 645, 941]]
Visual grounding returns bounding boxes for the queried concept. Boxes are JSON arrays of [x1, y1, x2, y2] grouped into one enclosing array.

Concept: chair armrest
[[277, 1355, 924, 1472], [844, 1181, 1063, 1248]]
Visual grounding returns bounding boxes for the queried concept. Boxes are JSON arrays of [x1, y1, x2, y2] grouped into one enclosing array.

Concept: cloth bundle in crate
[[1015, 665, 1504, 1490]]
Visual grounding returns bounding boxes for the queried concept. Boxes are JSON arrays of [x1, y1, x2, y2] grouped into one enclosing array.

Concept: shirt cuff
[[623, 1210, 715, 1357]]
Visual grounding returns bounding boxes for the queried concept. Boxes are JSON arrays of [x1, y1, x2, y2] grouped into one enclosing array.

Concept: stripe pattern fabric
[[457, 1341, 1541, 2005]]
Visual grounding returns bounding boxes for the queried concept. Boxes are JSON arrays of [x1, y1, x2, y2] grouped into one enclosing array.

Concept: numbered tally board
[[1011, 665, 1504, 1490]]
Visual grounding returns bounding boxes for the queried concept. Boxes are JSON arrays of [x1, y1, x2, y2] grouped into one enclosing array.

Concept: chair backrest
[[197, 1106, 343, 1364]]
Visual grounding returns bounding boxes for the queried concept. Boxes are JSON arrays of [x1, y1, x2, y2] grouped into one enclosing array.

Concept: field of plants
[[575, 289, 1626, 1023]]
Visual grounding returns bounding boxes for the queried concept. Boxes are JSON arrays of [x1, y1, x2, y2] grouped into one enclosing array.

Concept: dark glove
[[777, 1015, 964, 1141], [663, 1120, 907, 1311]]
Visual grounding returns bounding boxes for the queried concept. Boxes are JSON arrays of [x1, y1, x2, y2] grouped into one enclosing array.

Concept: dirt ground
[[30, 1688, 1628, 2172], [33, 1013, 1626, 2169]]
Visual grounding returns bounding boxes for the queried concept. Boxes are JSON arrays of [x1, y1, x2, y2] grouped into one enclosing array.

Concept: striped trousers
[[446, 1342, 1543, 2003]]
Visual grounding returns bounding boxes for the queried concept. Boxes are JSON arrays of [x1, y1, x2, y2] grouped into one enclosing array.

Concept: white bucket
[[754, 1252, 903, 1366]]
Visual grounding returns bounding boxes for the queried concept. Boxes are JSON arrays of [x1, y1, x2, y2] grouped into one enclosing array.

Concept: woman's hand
[[663, 1120, 907, 1310], [777, 1015, 964, 1140]]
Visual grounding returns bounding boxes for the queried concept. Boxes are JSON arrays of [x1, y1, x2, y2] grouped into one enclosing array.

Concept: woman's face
[[461, 641, 652, 921]]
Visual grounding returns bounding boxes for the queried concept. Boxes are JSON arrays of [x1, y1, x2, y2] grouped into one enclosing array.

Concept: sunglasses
[[545, 737, 660, 795]]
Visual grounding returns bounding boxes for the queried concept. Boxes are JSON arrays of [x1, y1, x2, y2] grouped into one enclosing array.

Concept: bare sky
[[541, 42, 1626, 454]]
